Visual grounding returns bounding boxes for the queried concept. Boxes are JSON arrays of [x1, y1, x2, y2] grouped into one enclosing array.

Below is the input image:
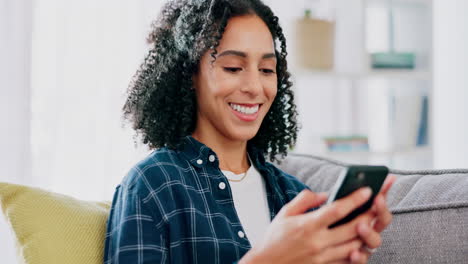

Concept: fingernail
[[377, 195, 384, 206], [362, 187, 372, 198], [351, 251, 361, 262], [358, 223, 369, 234]]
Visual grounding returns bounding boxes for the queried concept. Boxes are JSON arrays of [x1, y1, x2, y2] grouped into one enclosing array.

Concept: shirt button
[[209, 155, 216, 162], [238, 230, 245, 238], [196, 159, 203, 165], [218, 182, 226, 190]]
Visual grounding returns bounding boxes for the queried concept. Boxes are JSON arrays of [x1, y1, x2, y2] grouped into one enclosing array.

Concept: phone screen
[[326, 165, 389, 228]]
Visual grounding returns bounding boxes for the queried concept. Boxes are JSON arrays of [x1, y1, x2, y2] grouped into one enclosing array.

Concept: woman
[[104, 0, 395, 263]]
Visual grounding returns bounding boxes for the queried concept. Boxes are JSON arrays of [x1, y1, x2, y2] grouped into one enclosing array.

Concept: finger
[[371, 193, 383, 216], [371, 202, 377, 214], [319, 239, 363, 263], [278, 190, 327, 217], [380, 174, 396, 197], [357, 222, 382, 249], [373, 195, 393, 233], [328, 261, 350, 264], [350, 249, 370, 264], [312, 187, 373, 227], [325, 212, 375, 247]]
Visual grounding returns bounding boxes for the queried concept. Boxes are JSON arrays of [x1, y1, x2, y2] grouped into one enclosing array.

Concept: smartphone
[[326, 165, 389, 228]]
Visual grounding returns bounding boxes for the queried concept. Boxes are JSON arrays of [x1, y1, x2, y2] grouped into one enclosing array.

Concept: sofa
[[277, 154, 468, 263], [1, 153, 467, 263]]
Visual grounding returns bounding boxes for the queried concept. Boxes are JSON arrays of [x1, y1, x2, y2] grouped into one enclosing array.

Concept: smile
[[228, 103, 260, 115]]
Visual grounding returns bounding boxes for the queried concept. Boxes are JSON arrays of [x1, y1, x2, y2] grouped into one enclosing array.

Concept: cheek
[[265, 79, 278, 100], [197, 68, 231, 101], [211, 69, 239, 97]]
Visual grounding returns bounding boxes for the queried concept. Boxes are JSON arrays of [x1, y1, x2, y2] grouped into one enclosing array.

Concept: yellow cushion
[[0, 182, 111, 264]]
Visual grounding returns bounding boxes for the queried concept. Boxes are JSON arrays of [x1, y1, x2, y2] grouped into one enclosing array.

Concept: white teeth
[[229, 103, 259, 115]]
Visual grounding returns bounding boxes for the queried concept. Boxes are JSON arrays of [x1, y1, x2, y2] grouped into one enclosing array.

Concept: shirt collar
[[178, 136, 285, 216], [178, 135, 267, 169]]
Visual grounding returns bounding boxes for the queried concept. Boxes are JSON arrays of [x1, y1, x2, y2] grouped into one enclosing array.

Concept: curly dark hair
[[123, 0, 298, 162]]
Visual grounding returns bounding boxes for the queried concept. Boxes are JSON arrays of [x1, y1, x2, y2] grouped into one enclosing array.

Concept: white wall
[[433, 0, 468, 169], [0, 0, 32, 263], [29, 0, 158, 201], [0, 1, 161, 262], [0, 0, 32, 184]]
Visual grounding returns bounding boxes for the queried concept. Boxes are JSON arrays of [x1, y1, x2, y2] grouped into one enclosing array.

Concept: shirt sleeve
[[104, 186, 168, 263]]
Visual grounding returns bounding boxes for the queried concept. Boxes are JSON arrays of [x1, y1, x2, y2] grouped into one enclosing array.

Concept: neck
[[191, 130, 250, 175]]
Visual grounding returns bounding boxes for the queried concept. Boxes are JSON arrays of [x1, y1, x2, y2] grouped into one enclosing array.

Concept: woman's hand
[[239, 187, 376, 264], [347, 175, 397, 263]]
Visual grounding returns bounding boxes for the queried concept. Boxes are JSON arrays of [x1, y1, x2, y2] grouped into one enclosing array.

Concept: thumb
[[279, 189, 327, 217]]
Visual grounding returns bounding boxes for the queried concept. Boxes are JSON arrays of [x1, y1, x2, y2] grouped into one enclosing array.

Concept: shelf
[[367, 0, 431, 7], [290, 0, 433, 169], [293, 68, 431, 80]]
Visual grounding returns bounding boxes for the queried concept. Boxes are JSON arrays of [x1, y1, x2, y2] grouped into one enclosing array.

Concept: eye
[[260, 68, 276, 74], [223, 67, 242, 73]]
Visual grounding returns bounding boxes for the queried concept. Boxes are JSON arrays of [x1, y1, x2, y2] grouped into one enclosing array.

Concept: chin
[[226, 126, 260, 142]]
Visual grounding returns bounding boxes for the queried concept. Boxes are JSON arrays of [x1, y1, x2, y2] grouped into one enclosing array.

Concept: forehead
[[215, 15, 275, 55]]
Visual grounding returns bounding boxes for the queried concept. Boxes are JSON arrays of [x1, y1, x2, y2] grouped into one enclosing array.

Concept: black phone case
[[327, 165, 389, 228]]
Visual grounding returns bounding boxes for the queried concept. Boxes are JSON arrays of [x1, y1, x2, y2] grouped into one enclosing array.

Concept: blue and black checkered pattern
[[104, 136, 309, 263]]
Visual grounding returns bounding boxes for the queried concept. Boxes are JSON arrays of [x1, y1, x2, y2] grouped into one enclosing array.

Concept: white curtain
[[0, 0, 32, 184], [2, 1, 165, 262], [1, 1, 32, 263], [30, 0, 164, 201]]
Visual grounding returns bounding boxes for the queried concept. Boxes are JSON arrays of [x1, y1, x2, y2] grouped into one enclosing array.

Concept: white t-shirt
[[222, 162, 271, 247]]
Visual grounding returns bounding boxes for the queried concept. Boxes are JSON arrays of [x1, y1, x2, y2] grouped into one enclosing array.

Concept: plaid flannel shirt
[[104, 136, 309, 263]]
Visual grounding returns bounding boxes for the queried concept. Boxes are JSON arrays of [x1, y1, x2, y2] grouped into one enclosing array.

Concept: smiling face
[[192, 15, 278, 144]]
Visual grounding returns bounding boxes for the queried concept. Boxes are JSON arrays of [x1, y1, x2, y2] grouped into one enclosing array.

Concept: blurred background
[[1, 0, 467, 262]]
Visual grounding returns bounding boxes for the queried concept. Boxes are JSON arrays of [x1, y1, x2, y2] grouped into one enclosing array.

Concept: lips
[[228, 102, 262, 122], [228, 103, 260, 115]]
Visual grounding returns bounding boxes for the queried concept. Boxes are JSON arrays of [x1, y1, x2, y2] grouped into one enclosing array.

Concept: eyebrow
[[217, 50, 276, 60]]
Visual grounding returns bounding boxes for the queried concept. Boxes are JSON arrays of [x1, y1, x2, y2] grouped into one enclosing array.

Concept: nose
[[240, 69, 263, 96]]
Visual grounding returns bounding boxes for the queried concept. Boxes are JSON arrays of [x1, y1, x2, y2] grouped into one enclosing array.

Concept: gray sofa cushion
[[277, 153, 468, 264]]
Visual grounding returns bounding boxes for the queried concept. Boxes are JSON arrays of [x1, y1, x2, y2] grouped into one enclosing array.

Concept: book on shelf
[[323, 135, 369, 152], [323, 92, 428, 154]]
